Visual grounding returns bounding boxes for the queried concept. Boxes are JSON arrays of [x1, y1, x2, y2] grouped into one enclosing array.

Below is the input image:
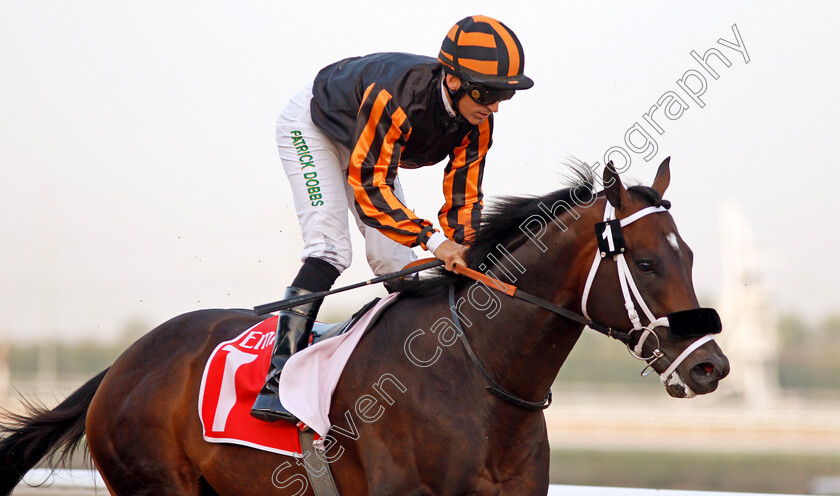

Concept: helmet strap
[[443, 74, 467, 121]]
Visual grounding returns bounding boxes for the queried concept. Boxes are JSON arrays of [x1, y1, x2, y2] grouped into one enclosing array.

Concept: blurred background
[[2, 0, 839, 494]]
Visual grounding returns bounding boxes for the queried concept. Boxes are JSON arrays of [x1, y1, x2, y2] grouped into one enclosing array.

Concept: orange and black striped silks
[[347, 82, 491, 248], [439, 117, 491, 244]]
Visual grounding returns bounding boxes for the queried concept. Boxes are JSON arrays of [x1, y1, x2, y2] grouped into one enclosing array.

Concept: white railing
[[22, 469, 819, 495], [22, 469, 104, 489], [547, 486, 813, 496]]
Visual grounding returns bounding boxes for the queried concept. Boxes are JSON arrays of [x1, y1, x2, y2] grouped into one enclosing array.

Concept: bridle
[[580, 200, 718, 398], [450, 198, 720, 409]]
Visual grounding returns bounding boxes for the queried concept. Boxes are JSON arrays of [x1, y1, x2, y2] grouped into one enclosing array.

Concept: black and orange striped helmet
[[438, 15, 533, 90]]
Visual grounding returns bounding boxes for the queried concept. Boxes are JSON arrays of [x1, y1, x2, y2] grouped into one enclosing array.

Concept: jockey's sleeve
[[438, 116, 492, 244], [347, 83, 438, 249]]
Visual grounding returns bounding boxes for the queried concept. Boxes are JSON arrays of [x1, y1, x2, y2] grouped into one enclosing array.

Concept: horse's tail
[[0, 368, 109, 495]]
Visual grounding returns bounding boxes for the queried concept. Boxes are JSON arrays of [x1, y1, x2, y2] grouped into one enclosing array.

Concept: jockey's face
[[445, 74, 501, 126]]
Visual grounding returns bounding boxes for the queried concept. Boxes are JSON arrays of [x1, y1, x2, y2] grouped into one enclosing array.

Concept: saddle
[[199, 294, 396, 457], [310, 297, 380, 345]]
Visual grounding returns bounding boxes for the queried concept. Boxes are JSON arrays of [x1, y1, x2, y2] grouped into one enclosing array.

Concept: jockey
[[252, 15, 534, 422]]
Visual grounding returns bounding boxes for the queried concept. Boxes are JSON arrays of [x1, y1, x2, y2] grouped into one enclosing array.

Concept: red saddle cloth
[[198, 315, 305, 457]]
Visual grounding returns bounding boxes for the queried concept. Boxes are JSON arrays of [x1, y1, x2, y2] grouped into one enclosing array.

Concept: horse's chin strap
[[580, 202, 715, 395]]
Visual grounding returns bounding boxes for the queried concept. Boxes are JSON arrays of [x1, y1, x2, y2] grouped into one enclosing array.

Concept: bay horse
[[0, 159, 729, 495]]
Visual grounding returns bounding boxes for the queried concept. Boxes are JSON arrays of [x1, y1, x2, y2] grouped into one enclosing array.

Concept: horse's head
[[581, 158, 729, 398]]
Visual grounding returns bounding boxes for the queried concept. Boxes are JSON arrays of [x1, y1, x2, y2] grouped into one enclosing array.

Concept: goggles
[[461, 82, 515, 105]]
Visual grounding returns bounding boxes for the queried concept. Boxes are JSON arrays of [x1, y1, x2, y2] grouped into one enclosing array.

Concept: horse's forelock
[[626, 184, 669, 209]]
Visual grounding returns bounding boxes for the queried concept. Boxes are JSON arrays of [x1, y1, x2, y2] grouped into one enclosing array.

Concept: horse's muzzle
[[686, 352, 730, 395]]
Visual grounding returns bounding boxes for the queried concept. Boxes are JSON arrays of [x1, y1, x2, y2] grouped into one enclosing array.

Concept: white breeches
[[276, 84, 417, 276]]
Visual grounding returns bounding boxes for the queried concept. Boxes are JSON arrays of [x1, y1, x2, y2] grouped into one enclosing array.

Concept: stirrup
[[250, 396, 298, 422]]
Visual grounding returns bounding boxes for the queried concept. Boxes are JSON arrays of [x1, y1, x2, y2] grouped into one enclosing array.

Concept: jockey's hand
[[433, 239, 468, 272]]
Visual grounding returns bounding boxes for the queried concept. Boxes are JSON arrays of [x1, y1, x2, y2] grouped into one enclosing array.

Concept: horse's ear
[[603, 161, 629, 209], [652, 156, 671, 196]]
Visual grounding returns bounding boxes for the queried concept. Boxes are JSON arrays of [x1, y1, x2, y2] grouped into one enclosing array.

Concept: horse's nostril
[[691, 362, 716, 382]]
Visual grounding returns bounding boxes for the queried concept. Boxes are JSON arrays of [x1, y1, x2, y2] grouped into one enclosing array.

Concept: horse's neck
[[457, 220, 594, 406]]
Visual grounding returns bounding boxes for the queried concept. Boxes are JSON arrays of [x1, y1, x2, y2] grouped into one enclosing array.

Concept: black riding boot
[[250, 286, 323, 422]]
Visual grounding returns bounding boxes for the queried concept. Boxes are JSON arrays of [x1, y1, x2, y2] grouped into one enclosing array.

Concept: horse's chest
[[371, 444, 547, 495]]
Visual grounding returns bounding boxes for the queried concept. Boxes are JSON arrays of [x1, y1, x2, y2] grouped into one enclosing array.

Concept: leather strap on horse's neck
[[448, 285, 552, 411], [452, 264, 633, 344]]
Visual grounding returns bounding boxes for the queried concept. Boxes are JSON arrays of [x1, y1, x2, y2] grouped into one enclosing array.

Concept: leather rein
[[447, 266, 629, 412]]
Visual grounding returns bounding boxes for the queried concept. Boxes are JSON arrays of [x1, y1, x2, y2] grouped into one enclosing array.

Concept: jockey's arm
[[346, 84, 446, 254], [347, 83, 490, 272], [436, 116, 492, 252]]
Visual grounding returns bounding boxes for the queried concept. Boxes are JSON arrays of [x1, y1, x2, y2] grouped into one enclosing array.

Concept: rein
[[447, 264, 629, 412], [448, 285, 553, 411], [453, 265, 634, 344]]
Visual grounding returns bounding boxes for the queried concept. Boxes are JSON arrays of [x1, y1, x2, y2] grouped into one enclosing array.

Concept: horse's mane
[[396, 161, 669, 297], [397, 160, 592, 296]]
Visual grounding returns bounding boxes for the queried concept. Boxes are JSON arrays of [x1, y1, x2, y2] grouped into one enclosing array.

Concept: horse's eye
[[637, 260, 655, 273]]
